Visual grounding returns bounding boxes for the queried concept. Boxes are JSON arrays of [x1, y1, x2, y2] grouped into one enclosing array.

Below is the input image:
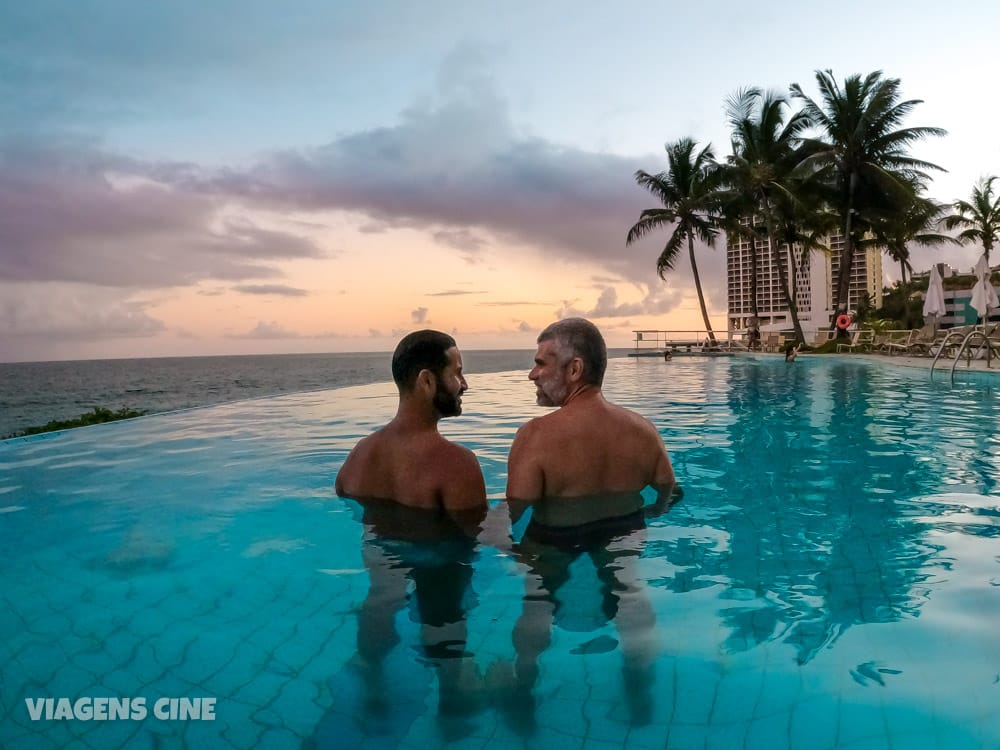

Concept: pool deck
[[800, 351, 1000, 379]]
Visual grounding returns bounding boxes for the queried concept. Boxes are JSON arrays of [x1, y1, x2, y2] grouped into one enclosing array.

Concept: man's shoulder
[[605, 400, 656, 426], [345, 427, 388, 456], [434, 435, 478, 462], [512, 412, 558, 443]]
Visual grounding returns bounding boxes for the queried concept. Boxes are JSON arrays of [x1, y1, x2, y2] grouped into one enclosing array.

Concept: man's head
[[530, 317, 607, 407], [391, 330, 467, 417]]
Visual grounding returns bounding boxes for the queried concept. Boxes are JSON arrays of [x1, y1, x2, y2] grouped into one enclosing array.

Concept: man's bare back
[[507, 390, 673, 501], [336, 424, 485, 512]]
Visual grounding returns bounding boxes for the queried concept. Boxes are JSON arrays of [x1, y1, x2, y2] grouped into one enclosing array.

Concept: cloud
[[229, 321, 301, 339], [554, 285, 686, 319], [427, 290, 485, 297], [411, 307, 429, 324], [204, 52, 700, 289], [432, 227, 490, 258], [0, 137, 327, 289], [232, 284, 308, 296], [199, 52, 731, 312], [0, 283, 165, 340], [0, 2, 393, 133], [517, 320, 534, 333]]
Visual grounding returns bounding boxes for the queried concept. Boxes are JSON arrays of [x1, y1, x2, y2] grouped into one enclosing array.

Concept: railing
[[931, 327, 998, 382], [631, 329, 833, 354], [632, 330, 724, 353], [631, 329, 775, 353]]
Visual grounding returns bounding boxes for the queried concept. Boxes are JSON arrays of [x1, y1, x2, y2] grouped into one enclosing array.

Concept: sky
[[2, 0, 999, 362]]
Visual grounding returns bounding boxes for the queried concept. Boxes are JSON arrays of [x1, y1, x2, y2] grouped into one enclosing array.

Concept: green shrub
[[4, 407, 146, 439]]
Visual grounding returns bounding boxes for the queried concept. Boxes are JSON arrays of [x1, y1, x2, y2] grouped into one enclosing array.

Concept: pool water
[[2, 356, 999, 749]]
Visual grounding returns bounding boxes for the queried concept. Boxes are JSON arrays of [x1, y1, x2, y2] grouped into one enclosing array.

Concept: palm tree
[[943, 176, 1000, 263], [790, 70, 946, 332], [865, 190, 953, 284], [627, 138, 720, 342], [720, 87, 812, 344]]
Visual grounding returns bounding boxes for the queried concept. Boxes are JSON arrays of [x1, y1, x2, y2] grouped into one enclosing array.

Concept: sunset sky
[[2, 1, 998, 362]]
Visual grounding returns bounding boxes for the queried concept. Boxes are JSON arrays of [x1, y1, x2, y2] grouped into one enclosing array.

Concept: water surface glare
[[1, 356, 999, 749]]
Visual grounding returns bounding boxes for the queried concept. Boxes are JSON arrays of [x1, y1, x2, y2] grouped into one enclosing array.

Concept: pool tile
[[665, 722, 707, 749], [269, 677, 323, 735], [745, 712, 791, 750], [705, 720, 752, 749], [581, 697, 629, 744], [788, 696, 836, 750]]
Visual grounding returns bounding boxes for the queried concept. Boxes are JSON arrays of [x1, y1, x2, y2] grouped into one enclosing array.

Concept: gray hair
[[538, 317, 607, 386]]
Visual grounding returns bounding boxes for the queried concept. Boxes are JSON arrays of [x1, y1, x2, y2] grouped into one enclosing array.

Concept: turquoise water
[[2, 356, 999, 749]]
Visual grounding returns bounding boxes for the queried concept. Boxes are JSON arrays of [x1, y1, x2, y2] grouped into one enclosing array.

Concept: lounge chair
[[836, 328, 874, 353], [874, 329, 913, 354], [884, 325, 936, 356]]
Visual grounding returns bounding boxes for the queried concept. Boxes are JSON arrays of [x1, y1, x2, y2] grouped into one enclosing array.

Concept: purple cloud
[[232, 284, 309, 296], [0, 138, 327, 289]]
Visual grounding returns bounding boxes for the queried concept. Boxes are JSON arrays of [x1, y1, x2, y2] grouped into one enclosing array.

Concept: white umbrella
[[970, 253, 998, 321], [922, 264, 946, 330]]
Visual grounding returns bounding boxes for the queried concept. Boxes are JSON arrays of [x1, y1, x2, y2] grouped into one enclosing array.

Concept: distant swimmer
[[335, 330, 486, 524], [506, 317, 680, 520], [785, 343, 801, 362]]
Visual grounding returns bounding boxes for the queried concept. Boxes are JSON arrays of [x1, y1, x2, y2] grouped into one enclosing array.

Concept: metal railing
[[631, 330, 727, 353], [930, 327, 998, 382], [631, 329, 789, 354]]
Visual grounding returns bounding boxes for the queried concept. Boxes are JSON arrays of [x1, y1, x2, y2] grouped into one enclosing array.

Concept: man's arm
[[440, 445, 488, 532], [645, 427, 682, 518], [334, 442, 365, 497], [505, 422, 544, 514]]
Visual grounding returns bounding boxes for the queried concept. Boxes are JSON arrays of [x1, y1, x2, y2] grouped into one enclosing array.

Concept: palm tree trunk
[[769, 238, 806, 345], [750, 221, 759, 319], [761, 197, 805, 345], [831, 175, 858, 337], [688, 235, 716, 342]]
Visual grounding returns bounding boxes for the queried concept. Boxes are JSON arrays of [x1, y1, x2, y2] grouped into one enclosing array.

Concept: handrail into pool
[[931, 327, 999, 382]]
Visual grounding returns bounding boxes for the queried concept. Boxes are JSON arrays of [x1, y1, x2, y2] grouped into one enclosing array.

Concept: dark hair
[[391, 330, 457, 392], [538, 317, 607, 386]]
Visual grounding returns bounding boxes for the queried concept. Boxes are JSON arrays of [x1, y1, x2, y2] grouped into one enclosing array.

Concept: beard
[[434, 381, 462, 417], [535, 379, 568, 407]]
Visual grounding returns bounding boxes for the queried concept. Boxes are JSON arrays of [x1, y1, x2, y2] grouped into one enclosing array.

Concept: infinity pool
[[2, 356, 999, 749]]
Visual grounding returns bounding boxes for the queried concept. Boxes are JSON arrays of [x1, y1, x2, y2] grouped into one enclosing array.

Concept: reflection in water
[[494, 493, 664, 732], [643, 360, 949, 663], [311, 500, 485, 748]]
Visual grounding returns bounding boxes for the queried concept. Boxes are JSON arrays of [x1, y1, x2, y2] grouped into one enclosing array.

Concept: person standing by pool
[[336, 328, 487, 518], [496, 318, 680, 729]]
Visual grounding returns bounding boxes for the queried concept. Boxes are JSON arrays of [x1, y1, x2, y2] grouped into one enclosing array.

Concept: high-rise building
[[726, 232, 883, 336]]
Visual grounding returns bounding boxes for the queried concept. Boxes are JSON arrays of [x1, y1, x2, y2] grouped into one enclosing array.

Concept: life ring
[[835, 314, 852, 330]]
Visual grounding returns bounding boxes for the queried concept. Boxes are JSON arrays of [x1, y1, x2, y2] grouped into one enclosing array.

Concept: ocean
[[0, 349, 632, 439]]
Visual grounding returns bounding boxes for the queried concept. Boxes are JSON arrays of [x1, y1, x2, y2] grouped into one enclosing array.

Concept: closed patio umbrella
[[970, 253, 998, 322], [922, 264, 946, 331]]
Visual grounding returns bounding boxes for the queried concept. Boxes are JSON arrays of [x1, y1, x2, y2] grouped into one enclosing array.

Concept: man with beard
[[507, 317, 678, 513], [494, 318, 680, 730], [334, 330, 488, 730], [336, 329, 486, 517]]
